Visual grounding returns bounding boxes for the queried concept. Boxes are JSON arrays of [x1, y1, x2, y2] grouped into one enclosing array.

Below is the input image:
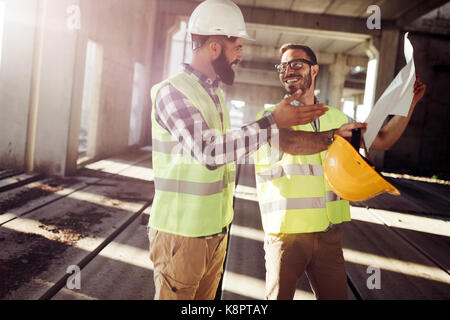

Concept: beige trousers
[[148, 228, 228, 300], [264, 225, 348, 300]]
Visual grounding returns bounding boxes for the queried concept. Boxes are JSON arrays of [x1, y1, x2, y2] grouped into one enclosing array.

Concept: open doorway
[[128, 62, 146, 146], [342, 65, 367, 121], [167, 20, 192, 78], [78, 40, 103, 163], [229, 100, 245, 129]]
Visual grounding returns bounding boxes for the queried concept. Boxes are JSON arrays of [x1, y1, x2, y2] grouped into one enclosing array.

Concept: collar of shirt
[[183, 63, 220, 90]]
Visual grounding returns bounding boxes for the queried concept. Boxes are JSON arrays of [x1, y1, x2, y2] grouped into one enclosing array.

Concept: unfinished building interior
[[0, 0, 449, 301]]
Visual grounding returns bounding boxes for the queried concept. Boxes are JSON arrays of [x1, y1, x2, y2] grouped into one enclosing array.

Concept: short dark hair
[[279, 43, 318, 65], [191, 34, 238, 50]]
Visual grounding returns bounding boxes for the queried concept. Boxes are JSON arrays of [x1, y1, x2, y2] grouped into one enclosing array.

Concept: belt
[[197, 226, 228, 240]]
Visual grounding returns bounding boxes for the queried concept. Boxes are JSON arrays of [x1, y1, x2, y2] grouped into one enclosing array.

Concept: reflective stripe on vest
[[254, 106, 350, 234], [152, 139, 181, 154], [149, 72, 235, 237], [260, 191, 342, 215], [260, 197, 326, 214], [256, 164, 323, 184], [154, 169, 236, 196]]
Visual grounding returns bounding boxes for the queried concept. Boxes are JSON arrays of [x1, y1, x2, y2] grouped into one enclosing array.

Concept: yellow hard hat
[[324, 135, 400, 202]]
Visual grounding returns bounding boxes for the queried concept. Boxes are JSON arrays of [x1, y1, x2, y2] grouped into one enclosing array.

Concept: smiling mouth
[[284, 77, 301, 85]]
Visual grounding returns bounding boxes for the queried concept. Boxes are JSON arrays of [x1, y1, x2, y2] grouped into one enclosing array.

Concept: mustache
[[284, 75, 303, 80]]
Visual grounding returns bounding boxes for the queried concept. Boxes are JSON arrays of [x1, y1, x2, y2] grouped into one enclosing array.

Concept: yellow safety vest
[[150, 72, 236, 237], [253, 106, 350, 234]]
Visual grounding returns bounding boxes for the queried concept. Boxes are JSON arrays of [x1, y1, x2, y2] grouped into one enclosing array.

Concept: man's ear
[[208, 41, 222, 60], [311, 64, 319, 79]]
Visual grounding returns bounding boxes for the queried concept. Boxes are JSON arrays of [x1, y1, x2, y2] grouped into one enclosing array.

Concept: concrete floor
[[0, 147, 449, 300]]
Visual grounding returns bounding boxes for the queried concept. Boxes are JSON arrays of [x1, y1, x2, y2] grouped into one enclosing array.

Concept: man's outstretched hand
[[271, 89, 328, 128]]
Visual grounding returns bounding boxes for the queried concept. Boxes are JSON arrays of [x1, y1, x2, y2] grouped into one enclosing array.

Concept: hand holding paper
[[364, 33, 416, 149]]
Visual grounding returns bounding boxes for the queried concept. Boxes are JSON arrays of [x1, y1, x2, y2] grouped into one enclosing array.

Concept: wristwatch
[[327, 129, 336, 147]]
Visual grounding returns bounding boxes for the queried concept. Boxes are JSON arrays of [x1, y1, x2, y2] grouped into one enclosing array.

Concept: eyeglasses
[[275, 58, 314, 74]]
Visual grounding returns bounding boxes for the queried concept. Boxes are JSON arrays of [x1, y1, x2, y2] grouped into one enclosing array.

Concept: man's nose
[[283, 66, 295, 77], [236, 52, 243, 62], [285, 63, 297, 74]]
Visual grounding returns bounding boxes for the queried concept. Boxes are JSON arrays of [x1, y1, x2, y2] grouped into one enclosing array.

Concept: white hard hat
[[188, 0, 254, 41]]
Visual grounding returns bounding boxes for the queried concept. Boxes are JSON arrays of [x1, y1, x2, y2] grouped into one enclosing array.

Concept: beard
[[286, 70, 313, 95], [212, 50, 236, 86]]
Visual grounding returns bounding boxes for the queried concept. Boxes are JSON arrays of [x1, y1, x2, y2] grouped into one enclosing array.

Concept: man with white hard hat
[[147, 0, 329, 300]]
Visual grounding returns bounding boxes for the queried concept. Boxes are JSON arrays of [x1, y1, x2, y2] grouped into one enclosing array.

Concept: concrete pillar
[[374, 29, 400, 101], [329, 54, 350, 110], [315, 64, 331, 105], [371, 29, 401, 168], [0, 0, 39, 171], [31, 0, 81, 176], [69, 0, 157, 171], [139, 0, 158, 147]]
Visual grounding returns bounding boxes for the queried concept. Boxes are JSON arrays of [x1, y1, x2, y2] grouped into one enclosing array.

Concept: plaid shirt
[[154, 64, 277, 170]]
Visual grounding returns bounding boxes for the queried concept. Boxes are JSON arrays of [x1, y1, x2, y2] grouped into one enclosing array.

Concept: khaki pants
[[264, 225, 348, 300], [148, 228, 228, 300]]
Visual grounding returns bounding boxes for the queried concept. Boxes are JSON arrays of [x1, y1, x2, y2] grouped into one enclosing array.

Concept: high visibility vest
[[149, 72, 236, 237], [253, 106, 350, 234]]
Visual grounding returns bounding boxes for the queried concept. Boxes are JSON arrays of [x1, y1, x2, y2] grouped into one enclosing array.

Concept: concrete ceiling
[[234, 0, 424, 20], [231, 0, 446, 21], [243, 23, 370, 63], [178, 0, 448, 64], [163, 0, 448, 85], [190, 0, 449, 25]]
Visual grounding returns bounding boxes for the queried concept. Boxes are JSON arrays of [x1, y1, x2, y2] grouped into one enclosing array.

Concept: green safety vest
[[149, 72, 236, 237], [253, 106, 350, 234]]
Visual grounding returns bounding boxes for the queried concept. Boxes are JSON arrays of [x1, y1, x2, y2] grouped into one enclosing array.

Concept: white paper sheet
[[364, 33, 416, 148]]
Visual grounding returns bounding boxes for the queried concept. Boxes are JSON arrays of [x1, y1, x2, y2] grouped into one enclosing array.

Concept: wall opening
[[362, 45, 379, 121], [342, 99, 356, 119], [129, 62, 145, 146], [78, 40, 103, 162], [167, 20, 192, 78], [229, 100, 245, 129], [342, 65, 367, 122]]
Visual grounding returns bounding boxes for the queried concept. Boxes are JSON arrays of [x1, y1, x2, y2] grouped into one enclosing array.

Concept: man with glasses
[[253, 43, 426, 300]]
